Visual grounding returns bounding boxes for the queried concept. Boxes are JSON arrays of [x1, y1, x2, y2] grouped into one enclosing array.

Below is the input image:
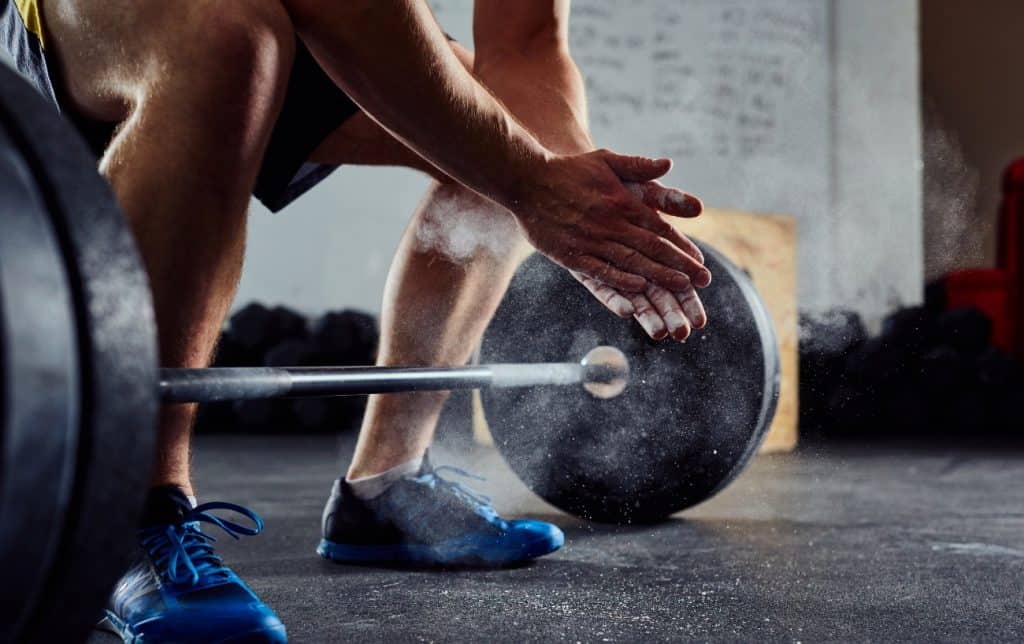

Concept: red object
[[943, 158, 1024, 356], [945, 270, 1016, 351]]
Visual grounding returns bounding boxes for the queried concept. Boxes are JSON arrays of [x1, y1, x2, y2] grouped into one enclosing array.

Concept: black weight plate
[[0, 126, 80, 641], [0, 65, 158, 642], [480, 244, 779, 523]]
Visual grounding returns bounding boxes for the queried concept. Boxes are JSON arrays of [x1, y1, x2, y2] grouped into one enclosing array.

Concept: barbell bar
[[157, 345, 631, 403]]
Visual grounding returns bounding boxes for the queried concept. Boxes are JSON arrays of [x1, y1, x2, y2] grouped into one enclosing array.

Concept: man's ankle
[[139, 485, 198, 528], [149, 480, 194, 499], [346, 455, 424, 501]]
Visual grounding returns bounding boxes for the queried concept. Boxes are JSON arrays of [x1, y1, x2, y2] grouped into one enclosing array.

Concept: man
[[3, 0, 710, 641]]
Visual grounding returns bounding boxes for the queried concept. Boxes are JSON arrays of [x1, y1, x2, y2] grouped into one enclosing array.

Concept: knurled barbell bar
[[157, 345, 630, 404], [0, 62, 778, 644]]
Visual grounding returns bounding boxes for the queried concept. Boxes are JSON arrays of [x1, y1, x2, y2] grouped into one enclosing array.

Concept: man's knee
[[114, 0, 299, 151], [415, 182, 528, 263], [182, 0, 296, 99]]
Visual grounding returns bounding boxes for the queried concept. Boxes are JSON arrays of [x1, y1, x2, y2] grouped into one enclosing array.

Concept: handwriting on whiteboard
[[569, 0, 820, 161], [430, 0, 829, 223]]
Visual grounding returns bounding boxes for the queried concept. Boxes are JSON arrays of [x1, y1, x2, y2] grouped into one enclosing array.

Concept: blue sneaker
[[98, 486, 287, 643], [317, 455, 564, 567]]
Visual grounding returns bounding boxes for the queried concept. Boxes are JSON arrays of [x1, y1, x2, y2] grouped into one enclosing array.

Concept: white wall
[[234, 0, 923, 326], [831, 0, 923, 320], [237, 167, 430, 314], [563, 0, 835, 311]]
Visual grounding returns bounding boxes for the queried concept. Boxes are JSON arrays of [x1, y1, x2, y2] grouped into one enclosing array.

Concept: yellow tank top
[[15, 0, 45, 47]]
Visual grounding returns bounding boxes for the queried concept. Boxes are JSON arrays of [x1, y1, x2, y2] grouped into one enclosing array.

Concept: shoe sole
[[317, 531, 563, 567], [98, 610, 288, 643]]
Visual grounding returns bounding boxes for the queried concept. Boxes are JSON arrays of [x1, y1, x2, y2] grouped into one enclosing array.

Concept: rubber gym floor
[[87, 434, 1023, 643]]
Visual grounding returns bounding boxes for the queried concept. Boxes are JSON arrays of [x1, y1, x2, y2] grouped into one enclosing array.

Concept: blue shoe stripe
[[97, 610, 140, 643], [99, 608, 287, 644], [317, 529, 563, 566]]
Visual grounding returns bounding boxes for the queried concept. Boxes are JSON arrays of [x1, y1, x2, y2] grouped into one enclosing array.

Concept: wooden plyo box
[[675, 208, 799, 454], [473, 208, 800, 454]]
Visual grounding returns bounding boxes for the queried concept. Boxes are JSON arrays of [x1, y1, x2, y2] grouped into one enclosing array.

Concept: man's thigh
[[41, 0, 332, 211]]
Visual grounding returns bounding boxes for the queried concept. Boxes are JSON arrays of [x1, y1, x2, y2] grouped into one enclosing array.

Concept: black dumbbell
[[263, 338, 319, 368], [311, 310, 378, 363], [212, 333, 250, 368], [920, 345, 971, 395], [229, 303, 309, 358], [936, 308, 993, 356], [976, 346, 1021, 388]]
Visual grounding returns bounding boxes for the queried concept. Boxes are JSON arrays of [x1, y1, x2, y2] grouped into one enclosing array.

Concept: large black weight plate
[[0, 126, 80, 640], [0, 65, 158, 642], [481, 244, 779, 523]]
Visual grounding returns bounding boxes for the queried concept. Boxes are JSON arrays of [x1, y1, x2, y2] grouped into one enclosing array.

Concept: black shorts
[[1, 1, 361, 212]]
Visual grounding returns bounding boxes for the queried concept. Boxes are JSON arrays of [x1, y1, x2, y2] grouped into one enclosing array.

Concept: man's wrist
[[497, 145, 556, 214]]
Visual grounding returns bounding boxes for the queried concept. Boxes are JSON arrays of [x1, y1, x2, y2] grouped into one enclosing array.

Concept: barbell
[[158, 344, 630, 404], [0, 62, 778, 643]]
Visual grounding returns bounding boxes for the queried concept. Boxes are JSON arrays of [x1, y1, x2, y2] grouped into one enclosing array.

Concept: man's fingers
[[628, 183, 707, 264], [627, 294, 668, 340], [676, 287, 708, 329], [641, 231, 710, 286], [600, 151, 673, 183], [604, 290, 637, 318], [612, 229, 711, 288], [640, 218, 707, 271], [616, 198, 710, 278], [575, 270, 702, 341], [655, 225, 712, 278], [573, 272, 636, 318], [662, 227, 706, 267], [646, 284, 692, 341], [628, 181, 704, 219], [596, 240, 694, 292], [572, 255, 647, 293]]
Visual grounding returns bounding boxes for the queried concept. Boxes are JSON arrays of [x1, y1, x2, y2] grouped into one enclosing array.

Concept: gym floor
[[87, 435, 1023, 643]]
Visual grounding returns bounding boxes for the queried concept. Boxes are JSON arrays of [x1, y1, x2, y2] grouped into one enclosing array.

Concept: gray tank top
[[0, 0, 60, 109]]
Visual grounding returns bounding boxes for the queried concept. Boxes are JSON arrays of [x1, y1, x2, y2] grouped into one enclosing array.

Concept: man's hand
[[569, 179, 708, 341], [291, 0, 711, 333], [512, 149, 710, 294], [573, 275, 707, 341], [467, 0, 713, 341]]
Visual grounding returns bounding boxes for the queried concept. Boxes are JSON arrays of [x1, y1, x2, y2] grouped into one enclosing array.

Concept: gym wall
[[921, 0, 1024, 281]]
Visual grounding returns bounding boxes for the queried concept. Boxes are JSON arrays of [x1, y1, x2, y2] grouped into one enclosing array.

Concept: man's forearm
[[475, 46, 594, 163], [288, 0, 550, 209], [292, 0, 705, 294]]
